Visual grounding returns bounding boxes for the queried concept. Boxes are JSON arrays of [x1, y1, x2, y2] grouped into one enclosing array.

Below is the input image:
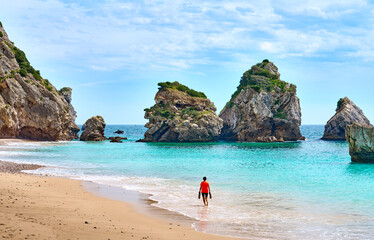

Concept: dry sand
[[0, 162, 238, 240]]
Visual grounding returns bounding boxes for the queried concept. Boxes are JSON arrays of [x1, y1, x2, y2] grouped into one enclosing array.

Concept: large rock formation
[[0, 22, 79, 140], [139, 81, 223, 142], [322, 97, 371, 140], [346, 124, 374, 163], [80, 116, 106, 141], [219, 59, 303, 142]]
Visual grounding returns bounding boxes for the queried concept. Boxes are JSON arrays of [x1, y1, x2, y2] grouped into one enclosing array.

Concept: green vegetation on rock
[[20, 69, 27, 77], [4, 41, 43, 81], [147, 105, 176, 119], [42, 79, 53, 91], [158, 81, 207, 99], [59, 87, 71, 93], [274, 109, 287, 119], [0, 31, 3, 38], [10, 70, 15, 78], [181, 107, 200, 118], [337, 98, 345, 110]]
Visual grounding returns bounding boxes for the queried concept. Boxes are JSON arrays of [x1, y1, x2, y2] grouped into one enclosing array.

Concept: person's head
[[203, 176, 207, 181]]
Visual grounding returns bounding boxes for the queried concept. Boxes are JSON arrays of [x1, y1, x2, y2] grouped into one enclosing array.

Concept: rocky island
[[219, 59, 303, 142], [0, 22, 79, 140], [346, 123, 374, 163], [139, 81, 223, 142], [80, 116, 106, 141], [322, 97, 371, 140]]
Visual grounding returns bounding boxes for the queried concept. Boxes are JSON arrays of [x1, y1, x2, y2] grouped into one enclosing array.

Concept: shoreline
[[82, 181, 197, 228], [0, 160, 239, 240]]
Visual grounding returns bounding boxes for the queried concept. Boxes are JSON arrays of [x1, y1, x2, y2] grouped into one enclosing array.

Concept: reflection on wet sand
[[195, 206, 210, 231]]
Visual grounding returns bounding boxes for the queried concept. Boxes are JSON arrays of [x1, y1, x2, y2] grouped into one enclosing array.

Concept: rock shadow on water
[[345, 163, 374, 178], [139, 140, 302, 150], [139, 141, 219, 150], [227, 141, 302, 150]]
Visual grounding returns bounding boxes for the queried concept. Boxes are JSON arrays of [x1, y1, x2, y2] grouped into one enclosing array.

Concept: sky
[[1, 0, 374, 124]]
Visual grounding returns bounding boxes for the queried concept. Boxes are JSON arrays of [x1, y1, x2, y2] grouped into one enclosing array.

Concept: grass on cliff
[[274, 109, 287, 119], [2, 40, 57, 93], [225, 59, 296, 109], [145, 103, 212, 120], [158, 81, 207, 99], [144, 105, 176, 119], [59, 87, 71, 92], [181, 107, 200, 118], [4, 41, 43, 82], [337, 98, 346, 110]]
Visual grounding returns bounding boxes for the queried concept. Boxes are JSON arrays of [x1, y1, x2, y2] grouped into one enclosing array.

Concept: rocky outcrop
[[0, 22, 79, 140], [80, 116, 106, 141], [219, 60, 303, 142], [139, 81, 223, 142], [108, 136, 127, 143], [59, 87, 77, 120], [322, 97, 371, 140], [346, 124, 374, 163], [113, 129, 124, 134]]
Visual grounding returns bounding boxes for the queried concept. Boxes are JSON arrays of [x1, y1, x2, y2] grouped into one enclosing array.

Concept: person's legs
[[202, 193, 208, 206]]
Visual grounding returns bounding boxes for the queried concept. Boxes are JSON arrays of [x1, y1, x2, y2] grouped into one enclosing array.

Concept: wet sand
[[0, 161, 238, 239]]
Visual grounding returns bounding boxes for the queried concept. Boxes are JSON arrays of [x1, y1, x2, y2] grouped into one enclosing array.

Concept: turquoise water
[[1, 125, 374, 239]]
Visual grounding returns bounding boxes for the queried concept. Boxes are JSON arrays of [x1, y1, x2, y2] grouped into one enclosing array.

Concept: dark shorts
[[202, 193, 208, 198]]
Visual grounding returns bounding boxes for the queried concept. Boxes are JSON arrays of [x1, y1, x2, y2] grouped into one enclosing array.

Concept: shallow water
[[1, 125, 374, 239]]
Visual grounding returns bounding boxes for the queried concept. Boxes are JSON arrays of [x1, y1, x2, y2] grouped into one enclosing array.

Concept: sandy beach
[[0, 161, 237, 240]]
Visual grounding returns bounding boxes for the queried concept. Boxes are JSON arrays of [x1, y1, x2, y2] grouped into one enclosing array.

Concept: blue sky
[[1, 0, 374, 124]]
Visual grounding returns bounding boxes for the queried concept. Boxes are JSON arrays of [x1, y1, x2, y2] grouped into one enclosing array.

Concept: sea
[[1, 125, 374, 240]]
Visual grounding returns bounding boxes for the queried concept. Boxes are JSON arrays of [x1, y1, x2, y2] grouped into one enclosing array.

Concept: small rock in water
[[108, 137, 127, 143], [80, 116, 107, 141], [322, 97, 371, 140], [114, 129, 124, 134]]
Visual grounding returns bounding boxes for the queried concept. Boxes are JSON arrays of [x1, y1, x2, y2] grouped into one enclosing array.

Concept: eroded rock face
[[80, 116, 106, 141], [219, 60, 303, 142], [139, 81, 223, 142], [0, 22, 79, 140], [322, 97, 371, 140], [346, 124, 374, 163]]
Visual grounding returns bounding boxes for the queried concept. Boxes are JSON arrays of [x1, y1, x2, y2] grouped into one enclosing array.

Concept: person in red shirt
[[199, 176, 211, 206]]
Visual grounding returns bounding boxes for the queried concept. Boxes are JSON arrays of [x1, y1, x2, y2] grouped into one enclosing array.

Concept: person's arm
[[199, 185, 202, 192]]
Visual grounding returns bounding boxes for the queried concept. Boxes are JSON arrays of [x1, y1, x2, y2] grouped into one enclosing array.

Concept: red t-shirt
[[200, 181, 210, 193]]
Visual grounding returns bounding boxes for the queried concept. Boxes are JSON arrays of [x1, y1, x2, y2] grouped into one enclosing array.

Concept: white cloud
[[274, 0, 367, 19], [1, 0, 374, 72]]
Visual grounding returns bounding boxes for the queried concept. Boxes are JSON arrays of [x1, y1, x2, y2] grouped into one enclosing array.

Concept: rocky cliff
[[219, 59, 303, 142], [139, 81, 223, 142], [0, 22, 79, 140], [322, 97, 371, 140], [80, 116, 106, 141], [346, 124, 374, 163]]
